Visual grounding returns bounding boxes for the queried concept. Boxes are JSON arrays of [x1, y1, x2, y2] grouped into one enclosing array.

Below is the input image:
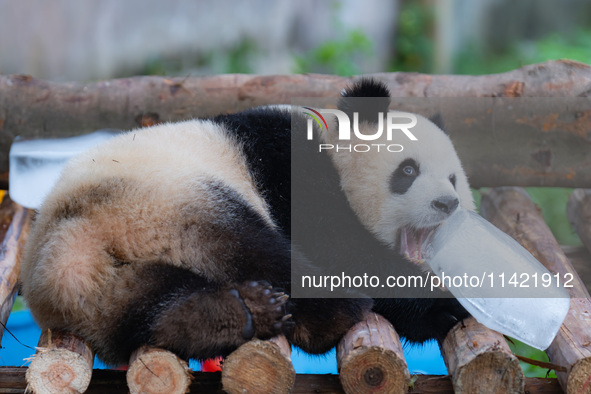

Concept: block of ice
[[424, 208, 570, 350], [9, 130, 121, 209]]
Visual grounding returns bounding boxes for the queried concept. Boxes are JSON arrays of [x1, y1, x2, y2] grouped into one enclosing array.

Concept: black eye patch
[[449, 174, 457, 188], [390, 159, 420, 194]]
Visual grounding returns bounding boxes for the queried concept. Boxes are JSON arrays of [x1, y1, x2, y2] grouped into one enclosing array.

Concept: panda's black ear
[[338, 78, 391, 124], [429, 113, 447, 134], [340, 78, 390, 99]]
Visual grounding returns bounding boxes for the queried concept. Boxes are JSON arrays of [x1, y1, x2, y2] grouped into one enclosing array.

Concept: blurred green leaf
[[293, 17, 372, 77], [455, 28, 591, 75], [526, 188, 581, 246], [390, 1, 435, 73], [11, 296, 26, 312], [507, 338, 557, 378]]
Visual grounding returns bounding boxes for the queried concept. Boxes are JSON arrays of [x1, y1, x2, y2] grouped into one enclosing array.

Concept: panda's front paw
[[433, 299, 470, 341], [232, 281, 291, 340]]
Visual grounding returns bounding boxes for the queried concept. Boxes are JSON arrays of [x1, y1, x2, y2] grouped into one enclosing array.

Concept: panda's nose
[[431, 196, 459, 215]]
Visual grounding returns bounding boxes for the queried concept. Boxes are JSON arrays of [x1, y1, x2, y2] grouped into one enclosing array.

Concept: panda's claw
[[277, 294, 289, 304], [235, 280, 290, 339]]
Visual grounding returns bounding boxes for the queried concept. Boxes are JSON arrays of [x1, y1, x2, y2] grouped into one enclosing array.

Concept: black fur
[[340, 77, 391, 100], [109, 263, 266, 364], [390, 158, 421, 195], [338, 78, 391, 124], [429, 112, 446, 133], [374, 298, 469, 344], [214, 108, 292, 234], [449, 174, 457, 189], [212, 110, 373, 355]]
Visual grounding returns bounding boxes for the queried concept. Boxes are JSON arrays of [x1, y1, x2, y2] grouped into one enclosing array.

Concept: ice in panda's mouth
[[399, 226, 438, 265]]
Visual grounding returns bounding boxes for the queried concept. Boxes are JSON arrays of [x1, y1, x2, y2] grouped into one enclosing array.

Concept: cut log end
[[127, 346, 191, 394], [221, 336, 295, 394], [339, 346, 409, 394], [337, 313, 410, 394], [26, 330, 93, 394], [566, 358, 591, 394], [442, 318, 524, 394], [453, 351, 523, 393], [26, 349, 93, 394]]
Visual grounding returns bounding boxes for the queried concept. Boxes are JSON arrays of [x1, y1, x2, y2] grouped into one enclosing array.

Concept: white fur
[[52, 120, 271, 224]]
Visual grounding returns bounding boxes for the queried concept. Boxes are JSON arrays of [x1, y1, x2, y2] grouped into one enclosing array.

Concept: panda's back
[[47, 120, 270, 220], [20, 118, 277, 334]]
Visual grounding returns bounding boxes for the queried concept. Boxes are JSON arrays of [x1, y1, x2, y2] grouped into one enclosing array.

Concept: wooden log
[[221, 335, 295, 393], [336, 312, 409, 394], [562, 245, 591, 295], [0, 192, 15, 237], [480, 187, 589, 299], [0, 195, 19, 341], [0, 197, 32, 342], [567, 189, 591, 255], [126, 346, 191, 394], [292, 374, 345, 394], [0, 367, 567, 394], [26, 329, 94, 394], [441, 317, 524, 393], [480, 187, 591, 394], [2, 60, 591, 188]]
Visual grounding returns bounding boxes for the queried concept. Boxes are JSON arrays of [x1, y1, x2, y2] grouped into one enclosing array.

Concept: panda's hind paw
[[235, 281, 291, 339]]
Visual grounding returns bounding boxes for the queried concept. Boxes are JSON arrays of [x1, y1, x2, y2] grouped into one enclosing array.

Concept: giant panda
[[21, 78, 473, 367], [292, 79, 475, 343]]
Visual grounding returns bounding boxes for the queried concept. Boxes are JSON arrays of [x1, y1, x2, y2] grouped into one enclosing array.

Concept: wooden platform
[[0, 368, 565, 393]]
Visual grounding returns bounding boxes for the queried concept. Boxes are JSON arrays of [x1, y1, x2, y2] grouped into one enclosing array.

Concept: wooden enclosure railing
[[0, 60, 590, 393]]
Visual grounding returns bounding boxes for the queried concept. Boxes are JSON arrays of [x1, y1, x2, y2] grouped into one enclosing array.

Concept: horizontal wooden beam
[[1, 60, 591, 188], [0, 368, 565, 393]]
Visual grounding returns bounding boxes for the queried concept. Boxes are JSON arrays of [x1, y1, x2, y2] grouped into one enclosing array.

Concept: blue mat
[[1, 310, 447, 374]]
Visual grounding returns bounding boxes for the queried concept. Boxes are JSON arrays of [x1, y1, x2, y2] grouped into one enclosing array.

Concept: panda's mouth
[[399, 227, 437, 265]]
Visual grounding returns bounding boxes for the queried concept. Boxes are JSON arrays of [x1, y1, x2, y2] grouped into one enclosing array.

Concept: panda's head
[[324, 79, 475, 265]]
